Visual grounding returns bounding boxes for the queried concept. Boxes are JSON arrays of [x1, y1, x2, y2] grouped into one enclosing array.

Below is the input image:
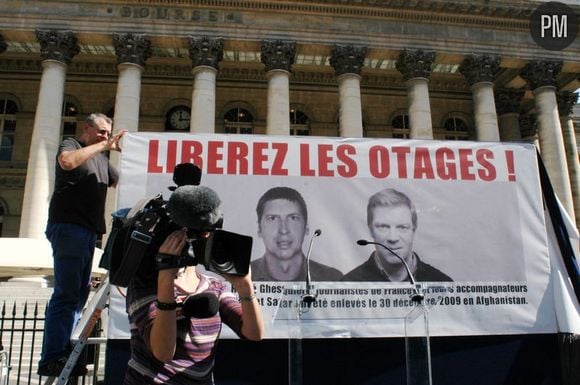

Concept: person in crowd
[[251, 186, 342, 281], [342, 188, 452, 282], [123, 228, 264, 385], [38, 113, 126, 376]]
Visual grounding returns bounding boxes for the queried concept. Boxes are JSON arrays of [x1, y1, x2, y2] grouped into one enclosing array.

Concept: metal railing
[[0, 301, 105, 385]]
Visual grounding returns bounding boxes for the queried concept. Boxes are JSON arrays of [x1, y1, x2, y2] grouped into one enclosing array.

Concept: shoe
[[37, 356, 87, 377]]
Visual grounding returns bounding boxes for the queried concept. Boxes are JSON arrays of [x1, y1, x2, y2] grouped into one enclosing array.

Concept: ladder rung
[[71, 337, 107, 344]]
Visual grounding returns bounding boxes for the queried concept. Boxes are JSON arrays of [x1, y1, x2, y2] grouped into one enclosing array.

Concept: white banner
[[110, 132, 559, 338]]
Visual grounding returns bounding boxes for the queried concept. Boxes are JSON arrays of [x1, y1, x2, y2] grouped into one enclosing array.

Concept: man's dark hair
[[86, 112, 112, 127], [256, 187, 308, 223]]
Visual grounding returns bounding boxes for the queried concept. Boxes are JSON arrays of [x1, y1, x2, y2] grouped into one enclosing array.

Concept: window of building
[[444, 116, 470, 140], [61, 101, 79, 140], [391, 114, 409, 139], [290, 109, 310, 136], [224, 107, 253, 134], [0, 98, 18, 161]]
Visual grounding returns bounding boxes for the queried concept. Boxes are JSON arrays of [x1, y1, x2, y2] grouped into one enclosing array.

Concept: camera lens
[[209, 241, 233, 272], [211, 259, 235, 273]]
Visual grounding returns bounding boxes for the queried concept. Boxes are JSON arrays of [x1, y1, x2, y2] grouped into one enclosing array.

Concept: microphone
[[180, 292, 219, 318], [356, 239, 424, 303], [302, 229, 322, 306], [167, 185, 223, 230], [170, 162, 202, 190]]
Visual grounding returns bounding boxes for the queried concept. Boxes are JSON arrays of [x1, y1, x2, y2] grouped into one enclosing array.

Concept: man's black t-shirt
[[48, 138, 118, 234], [341, 252, 453, 282]]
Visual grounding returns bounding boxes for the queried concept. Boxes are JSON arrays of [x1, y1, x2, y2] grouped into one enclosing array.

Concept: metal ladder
[[43, 275, 110, 385], [0, 344, 8, 385]]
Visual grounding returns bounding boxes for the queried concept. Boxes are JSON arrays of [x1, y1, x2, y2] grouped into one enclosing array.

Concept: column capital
[[113, 33, 152, 68], [329, 45, 367, 76], [395, 49, 435, 81], [261, 40, 296, 72], [556, 91, 578, 117], [0, 34, 7, 54], [495, 88, 525, 115], [35, 29, 80, 65], [459, 54, 501, 86], [188, 36, 224, 69], [520, 60, 562, 90]]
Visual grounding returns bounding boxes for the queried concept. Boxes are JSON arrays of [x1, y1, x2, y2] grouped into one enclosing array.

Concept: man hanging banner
[[114, 132, 556, 338]]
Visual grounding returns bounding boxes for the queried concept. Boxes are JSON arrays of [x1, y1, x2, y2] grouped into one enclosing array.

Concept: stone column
[[495, 88, 525, 142], [329, 45, 367, 138], [112, 33, 151, 133], [103, 33, 152, 234], [395, 49, 436, 139], [459, 54, 501, 141], [19, 30, 79, 239], [521, 60, 574, 219], [557, 91, 579, 225], [261, 40, 296, 136], [188, 37, 223, 133]]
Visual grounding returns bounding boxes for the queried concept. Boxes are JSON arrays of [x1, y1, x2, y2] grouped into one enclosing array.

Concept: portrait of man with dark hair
[[251, 186, 342, 281]]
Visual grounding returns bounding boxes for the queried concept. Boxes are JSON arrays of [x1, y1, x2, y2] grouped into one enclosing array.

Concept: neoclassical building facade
[[0, 0, 578, 239]]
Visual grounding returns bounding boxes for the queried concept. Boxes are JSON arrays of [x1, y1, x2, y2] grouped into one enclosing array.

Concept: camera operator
[[123, 228, 264, 385]]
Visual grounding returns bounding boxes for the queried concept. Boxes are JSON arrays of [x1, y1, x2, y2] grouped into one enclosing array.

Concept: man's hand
[[106, 129, 127, 152]]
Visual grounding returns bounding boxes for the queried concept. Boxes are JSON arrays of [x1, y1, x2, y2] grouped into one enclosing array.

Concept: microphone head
[[301, 293, 317, 307], [314, 229, 322, 236], [167, 185, 222, 230], [181, 292, 219, 318], [173, 163, 202, 187], [357, 239, 369, 246]]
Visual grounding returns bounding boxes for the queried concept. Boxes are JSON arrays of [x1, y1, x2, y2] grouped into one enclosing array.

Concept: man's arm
[[58, 130, 126, 171]]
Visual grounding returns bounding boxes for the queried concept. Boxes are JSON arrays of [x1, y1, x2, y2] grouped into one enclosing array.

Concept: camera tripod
[[42, 275, 111, 385]]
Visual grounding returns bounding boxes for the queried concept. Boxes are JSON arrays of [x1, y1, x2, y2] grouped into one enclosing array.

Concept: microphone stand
[[356, 239, 424, 304], [290, 229, 321, 385], [357, 240, 432, 385], [301, 229, 321, 307]]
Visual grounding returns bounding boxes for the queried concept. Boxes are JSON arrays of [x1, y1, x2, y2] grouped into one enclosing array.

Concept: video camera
[[105, 163, 253, 287]]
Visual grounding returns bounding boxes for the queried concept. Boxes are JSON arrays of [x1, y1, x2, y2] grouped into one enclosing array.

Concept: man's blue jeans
[[40, 222, 96, 364]]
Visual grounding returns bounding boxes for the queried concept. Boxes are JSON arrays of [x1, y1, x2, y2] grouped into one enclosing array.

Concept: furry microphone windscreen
[[167, 185, 222, 229]]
